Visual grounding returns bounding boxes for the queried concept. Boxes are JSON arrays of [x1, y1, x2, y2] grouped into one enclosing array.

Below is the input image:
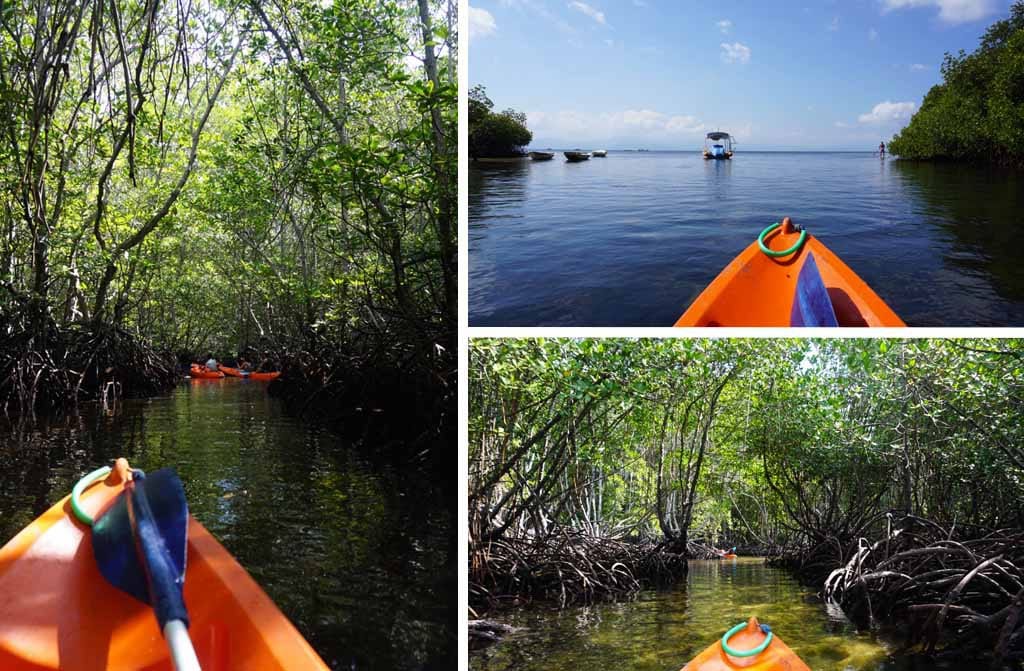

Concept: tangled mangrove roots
[[825, 513, 1024, 665], [469, 529, 688, 612], [688, 538, 727, 560], [266, 328, 455, 468], [0, 321, 179, 417]]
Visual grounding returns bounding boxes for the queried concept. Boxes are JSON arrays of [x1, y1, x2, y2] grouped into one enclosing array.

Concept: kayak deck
[[676, 220, 904, 327], [681, 617, 811, 671], [0, 465, 328, 670]]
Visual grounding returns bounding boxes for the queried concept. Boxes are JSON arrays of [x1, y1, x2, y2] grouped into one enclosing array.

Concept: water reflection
[[471, 558, 957, 671], [469, 152, 1024, 326], [890, 161, 1024, 304], [0, 382, 454, 670]]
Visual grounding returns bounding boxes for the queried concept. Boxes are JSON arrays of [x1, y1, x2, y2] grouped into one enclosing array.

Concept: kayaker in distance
[[205, 353, 219, 371]]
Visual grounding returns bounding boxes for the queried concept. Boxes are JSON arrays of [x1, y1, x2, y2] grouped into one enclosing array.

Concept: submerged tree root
[[824, 514, 1024, 666], [469, 529, 688, 612], [0, 321, 179, 417]]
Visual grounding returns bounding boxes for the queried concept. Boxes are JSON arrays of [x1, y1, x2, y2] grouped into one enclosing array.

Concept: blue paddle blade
[[92, 467, 190, 628], [790, 252, 839, 327]]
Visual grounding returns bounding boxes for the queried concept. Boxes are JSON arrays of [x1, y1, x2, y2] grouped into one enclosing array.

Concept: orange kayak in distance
[[676, 218, 904, 327], [681, 617, 811, 671], [219, 365, 281, 381], [0, 459, 329, 670], [189, 365, 224, 379]]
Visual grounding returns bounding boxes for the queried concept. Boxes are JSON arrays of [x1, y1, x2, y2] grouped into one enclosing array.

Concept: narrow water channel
[[471, 558, 949, 671], [0, 380, 454, 670]]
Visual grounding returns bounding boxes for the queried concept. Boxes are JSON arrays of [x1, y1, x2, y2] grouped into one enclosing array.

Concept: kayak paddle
[[74, 460, 201, 671]]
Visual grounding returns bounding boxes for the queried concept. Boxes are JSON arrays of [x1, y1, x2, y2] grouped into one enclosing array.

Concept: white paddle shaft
[[164, 619, 202, 671]]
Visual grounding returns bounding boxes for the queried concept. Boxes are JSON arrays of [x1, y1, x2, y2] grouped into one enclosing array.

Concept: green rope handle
[[757, 222, 807, 258], [721, 622, 773, 658], [71, 465, 112, 527]]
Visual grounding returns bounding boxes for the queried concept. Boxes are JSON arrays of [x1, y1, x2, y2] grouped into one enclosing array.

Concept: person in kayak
[[204, 353, 219, 371]]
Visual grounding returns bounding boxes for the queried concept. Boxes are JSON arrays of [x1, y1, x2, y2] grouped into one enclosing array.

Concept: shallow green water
[[471, 558, 947, 671], [0, 380, 454, 670]]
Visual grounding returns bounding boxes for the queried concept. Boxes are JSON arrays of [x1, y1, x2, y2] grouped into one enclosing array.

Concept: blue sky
[[468, 0, 1016, 150]]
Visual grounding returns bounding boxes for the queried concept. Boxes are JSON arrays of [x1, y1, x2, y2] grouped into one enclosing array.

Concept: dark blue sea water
[[469, 151, 1024, 326]]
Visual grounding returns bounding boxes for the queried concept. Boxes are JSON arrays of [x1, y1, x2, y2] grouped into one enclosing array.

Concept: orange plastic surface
[[247, 372, 281, 381], [0, 466, 330, 671], [218, 366, 279, 381], [675, 223, 905, 327], [189, 365, 224, 379], [723, 554, 737, 559], [681, 617, 812, 671]]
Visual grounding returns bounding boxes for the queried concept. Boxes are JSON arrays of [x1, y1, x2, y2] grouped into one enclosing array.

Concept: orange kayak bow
[[0, 459, 329, 670], [676, 218, 904, 327], [681, 617, 811, 671], [189, 365, 224, 379]]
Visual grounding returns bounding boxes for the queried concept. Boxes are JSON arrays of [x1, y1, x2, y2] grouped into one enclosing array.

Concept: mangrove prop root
[[820, 513, 1024, 663], [468, 528, 687, 612], [0, 320, 178, 416]]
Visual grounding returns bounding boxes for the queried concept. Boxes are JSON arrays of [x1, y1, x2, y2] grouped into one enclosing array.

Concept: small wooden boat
[[591, 149, 607, 157], [564, 150, 591, 162], [681, 617, 811, 671], [529, 151, 555, 161], [703, 131, 734, 160], [676, 218, 904, 327], [189, 365, 224, 379], [0, 459, 329, 670]]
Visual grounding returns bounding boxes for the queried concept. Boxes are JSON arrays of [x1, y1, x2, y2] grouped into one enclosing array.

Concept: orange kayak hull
[[675, 227, 904, 327], [723, 554, 737, 559], [189, 366, 224, 379], [0, 467, 329, 670], [218, 366, 279, 381], [681, 618, 811, 671]]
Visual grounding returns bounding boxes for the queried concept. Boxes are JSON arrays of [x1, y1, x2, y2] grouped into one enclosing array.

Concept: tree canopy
[[468, 85, 532, 158], [470, 338, 1024, 552], [0, 0, 456, 416], [889, 2, 1024, 165]]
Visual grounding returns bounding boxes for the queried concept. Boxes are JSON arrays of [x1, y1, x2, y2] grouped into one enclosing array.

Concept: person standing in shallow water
[[879, 141, 886, 156]]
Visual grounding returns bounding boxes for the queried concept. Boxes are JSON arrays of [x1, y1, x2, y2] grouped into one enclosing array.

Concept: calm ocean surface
[[469, 151, 1024, 326]]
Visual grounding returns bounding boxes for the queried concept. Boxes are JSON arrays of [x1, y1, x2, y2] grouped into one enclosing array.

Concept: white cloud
[[720, 42, 751, 64], [910, 63, 928, 70], [828, 16, 840, 31], [568, 1, 606, 24], [717, 19, 733, 34], [857, 100, 918, 123], [879, 0, 997, 24], [469, 6, 496, 38], [527, 108, 706, 141], [868, 28, 879, 40]]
